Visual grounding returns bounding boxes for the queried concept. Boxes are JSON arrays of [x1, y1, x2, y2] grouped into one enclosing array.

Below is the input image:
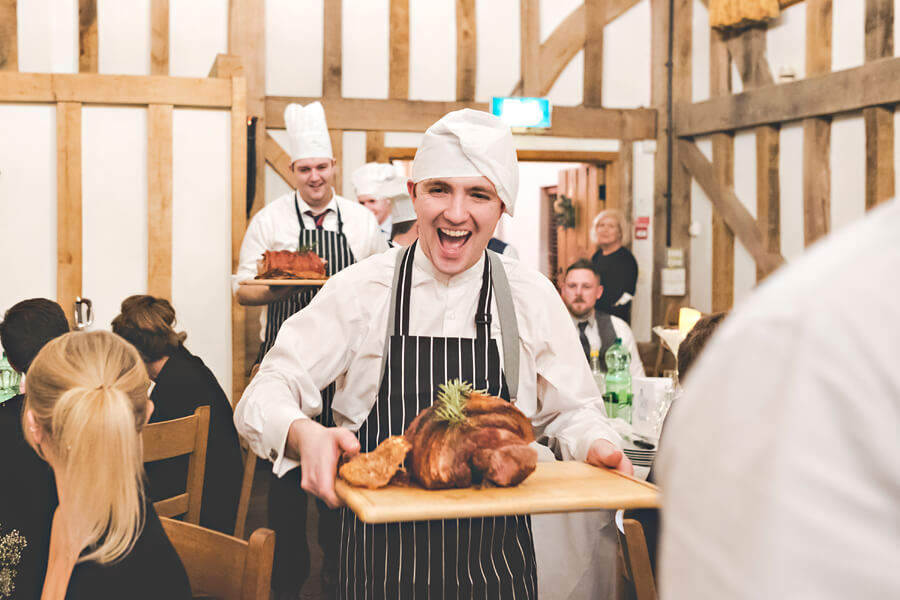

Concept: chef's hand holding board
[[587, 439, 634, 476], [286, 418, 360, 509]]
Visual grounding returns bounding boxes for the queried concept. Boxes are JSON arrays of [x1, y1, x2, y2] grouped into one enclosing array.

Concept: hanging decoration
[[553, 195, 576, 229], [709, 0, 781, 30]]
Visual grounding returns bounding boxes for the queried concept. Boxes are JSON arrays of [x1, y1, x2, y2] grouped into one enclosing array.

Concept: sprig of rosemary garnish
[[434, 379, 484, 426], [297, 242, 318, 254]]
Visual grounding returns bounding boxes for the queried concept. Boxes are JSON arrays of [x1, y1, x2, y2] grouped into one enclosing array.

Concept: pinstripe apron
[[267, 192, 356, 594], [338, 242, 538, 599]]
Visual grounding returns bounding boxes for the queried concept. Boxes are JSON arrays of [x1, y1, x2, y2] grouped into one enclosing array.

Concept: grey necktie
[[577, 320, 591, 362]]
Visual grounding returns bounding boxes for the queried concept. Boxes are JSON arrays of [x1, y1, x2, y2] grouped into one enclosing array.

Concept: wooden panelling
[[330, 130, 343, 195], [710, 28, 733, 312], [366, 131, 385, 164], [510, 0, 642, 97], [520, 0, 541, 96], [756, 124, 780, 281], [864, 0, 894, 210], [230, 78, 248, 401], [584, 0, 606, 106], [151, 0, 169, 75], [678, 140, 785, 276], [389, 0, 410, 99], [803, 0, 831, 246], [323, 0, 342, 97], [673, 56, 900, 136], [725, 25, 773, 88], [148, 104, 173, 299], [265, 133, 294, 188], [0, 72, 232, 107], [57, 102, 83, 328], [228, 0, 265, 116], [650, 0, 670, 327], [79, 0, 98, 73], [267, 96, 656, 140], [208, 53, 244, 78], [0, 0, 17, 71], [456, 0, 477, 101], [617, 142, 633, 223]]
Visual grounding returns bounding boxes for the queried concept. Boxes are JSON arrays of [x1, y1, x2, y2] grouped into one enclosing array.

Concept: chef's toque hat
[[352, 162, 407, 200], [284, 102, 334, 162], [411, 109, 518, 216], [390, 192, 417, 224]]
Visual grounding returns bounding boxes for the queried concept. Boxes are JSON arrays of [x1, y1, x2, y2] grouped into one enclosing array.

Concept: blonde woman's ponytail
[[25, 331, 151, 565]]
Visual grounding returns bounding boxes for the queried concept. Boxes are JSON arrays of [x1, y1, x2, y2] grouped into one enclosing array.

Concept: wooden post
[[330, 130, 343, 195], [366, 131, 385, 164], [803, 0, 832, 246], [148, 104, 173, 299], [0, 0, 17, 71], [710, 28, 734, 312], [456, 0, 477, 102], [230, 77, 248, 402], [520, 0, 540, 96], [57, 102, 83, 328], [389, 0, 410, 99], [151, 0, 169, 75], [79, 0, 98, 73], [584, 0, 606, 106], [323, 0, 342, 97], [618, 142, 634, 228], [864, 0, 894, 210]]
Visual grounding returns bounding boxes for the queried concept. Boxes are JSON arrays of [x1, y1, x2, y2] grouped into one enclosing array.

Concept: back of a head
[[111, 295, 186, 362], [0, 298, 70, 373], [677, 312, 727, 382], [25, 330, 151, 564]]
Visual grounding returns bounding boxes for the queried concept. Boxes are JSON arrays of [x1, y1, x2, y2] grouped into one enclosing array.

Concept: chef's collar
[[413, 242, 486, 286], [295, 189, 338, 216]]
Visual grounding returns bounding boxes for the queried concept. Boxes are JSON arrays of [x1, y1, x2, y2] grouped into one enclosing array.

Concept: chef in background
[[352, 162, 406, 241], [387, 189, 418, 247], [236, 109, 630, 599], [231, 101, 386, 599]]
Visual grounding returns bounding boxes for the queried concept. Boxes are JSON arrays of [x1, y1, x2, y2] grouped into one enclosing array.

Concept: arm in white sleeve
[[231, 211, 271, 294], [233, 271, 371, 476], [520, 277, 623, 462]]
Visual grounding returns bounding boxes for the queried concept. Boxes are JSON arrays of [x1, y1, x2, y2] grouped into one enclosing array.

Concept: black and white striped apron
[[266, 193, 356, 594], [338, 242, 538, 599]]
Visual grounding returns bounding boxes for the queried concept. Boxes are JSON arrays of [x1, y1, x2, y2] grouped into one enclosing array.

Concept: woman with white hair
[[23, 331, 190, 599], [590, 208, 638, 322]]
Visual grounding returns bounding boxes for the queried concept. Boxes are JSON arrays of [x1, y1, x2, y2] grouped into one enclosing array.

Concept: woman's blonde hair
[[24, 330, 151, 565], [590, 208, 631, 246], [111, 295, 186, 363]]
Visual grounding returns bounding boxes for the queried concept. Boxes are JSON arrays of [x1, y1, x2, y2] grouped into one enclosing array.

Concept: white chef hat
[[351, 162, 408, 200], [390, 192, 417, 224], [411, 109, 519, 216], [284, 101, 333, 162]]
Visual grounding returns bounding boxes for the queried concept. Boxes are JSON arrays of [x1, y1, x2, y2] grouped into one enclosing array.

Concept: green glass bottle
[[0, 351, 21, 404], [603, 338, 633, 422]]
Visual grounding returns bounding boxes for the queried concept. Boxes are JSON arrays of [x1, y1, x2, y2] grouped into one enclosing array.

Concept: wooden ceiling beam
[[266, 96, 656, 140], [674, 55, 900, 136]]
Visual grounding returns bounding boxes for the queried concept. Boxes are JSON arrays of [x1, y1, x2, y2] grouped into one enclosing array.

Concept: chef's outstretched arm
[[286, 419, 360, 508]]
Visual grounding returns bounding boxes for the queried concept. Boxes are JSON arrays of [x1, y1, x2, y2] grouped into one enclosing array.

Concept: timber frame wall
[[663, 0, 895, 321], [0, 0, 248, 399]]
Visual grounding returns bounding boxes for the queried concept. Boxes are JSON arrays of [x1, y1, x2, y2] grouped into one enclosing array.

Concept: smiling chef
[[235, 108, 632, 598]]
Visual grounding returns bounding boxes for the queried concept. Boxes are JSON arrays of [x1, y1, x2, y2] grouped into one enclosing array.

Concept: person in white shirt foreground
[[657, 197, 900, 599], [232, 101, 386, 599], [560, 258, 645, 378], [235, 108, 631, 599]]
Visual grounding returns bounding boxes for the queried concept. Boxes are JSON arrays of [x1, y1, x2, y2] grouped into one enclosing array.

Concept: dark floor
[[244, 458, 329, 600]]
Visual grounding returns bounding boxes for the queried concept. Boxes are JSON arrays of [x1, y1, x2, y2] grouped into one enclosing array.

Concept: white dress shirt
[[235, 244, 623, 477], [232, 191, 387, 294], [570, 312, 646, 379], [657, 199, 900, 599]]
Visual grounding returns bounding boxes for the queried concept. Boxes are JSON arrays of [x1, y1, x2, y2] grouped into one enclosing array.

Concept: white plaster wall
[[98, 0, 150, 75], [408, 0, 455, 101], [169, 0, 228, 78], [0, 106, 58, 314], [779, 123, 805, 261], [689, 137, 714, 314], [81, 107, 149, 334], [343, 0, 389, 99], [17, 0, 78, 73], [266, 0, 323, 96], [732, 131, 757, 306], [172, 109, 233, 400], [631, 139, 656, 339], [603, 0, 651, 109], [475, 0, 520, 102]]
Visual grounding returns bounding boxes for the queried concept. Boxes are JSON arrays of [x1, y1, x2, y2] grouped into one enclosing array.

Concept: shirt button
[[269, 449, 278, 461]]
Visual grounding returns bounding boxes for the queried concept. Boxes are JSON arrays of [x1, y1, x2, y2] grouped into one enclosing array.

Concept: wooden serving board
[[239, 278, 327, 287], [335, 462, 659, 524]]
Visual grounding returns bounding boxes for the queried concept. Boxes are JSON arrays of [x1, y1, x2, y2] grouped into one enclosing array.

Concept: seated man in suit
[[560, 259, 645, 378]]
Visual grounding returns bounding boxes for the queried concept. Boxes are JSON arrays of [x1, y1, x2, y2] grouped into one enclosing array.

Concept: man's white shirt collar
[[413, 242, 487, 287], [294, 189, 339, 215]]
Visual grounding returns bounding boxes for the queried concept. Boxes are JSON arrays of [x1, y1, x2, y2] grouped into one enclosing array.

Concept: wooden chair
[[652, 300, 682, 376], [142, 405, 210, 524], [232, 438, 258, 539], [161, 517, 275, 600], [616, 510, 658, 600]]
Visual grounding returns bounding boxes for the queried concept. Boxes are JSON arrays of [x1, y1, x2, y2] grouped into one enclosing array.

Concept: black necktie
[[305, 209, 330, 230], [577, 320, 591, 362]]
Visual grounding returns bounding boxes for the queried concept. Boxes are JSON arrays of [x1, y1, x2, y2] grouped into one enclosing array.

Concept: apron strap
[[488, 250, 520, 402], [377, 246, 410, 385]]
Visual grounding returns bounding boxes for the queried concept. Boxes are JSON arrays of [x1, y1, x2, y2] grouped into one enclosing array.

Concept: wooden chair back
[[653, 300, 682, 376], [161, 518, 275, 600], [232, 439, 257, 539], [617, 514, 658, 600], [142, 405, 210, 524]]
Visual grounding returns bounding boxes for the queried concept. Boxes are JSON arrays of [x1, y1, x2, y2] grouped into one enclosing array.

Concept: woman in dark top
[[22, 331, 191, 600], [590, 208, 638, 322], [112, 295, 243, 534]]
